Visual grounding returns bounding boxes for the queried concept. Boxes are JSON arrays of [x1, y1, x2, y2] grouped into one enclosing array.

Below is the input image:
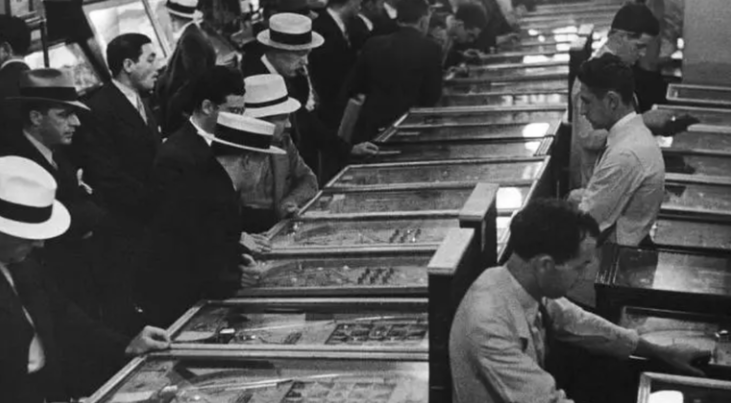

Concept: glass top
[[657, 106, 731, 126], [647, 379, 731, 403], [331, 160, 544, 187], [445, 79, 568, 94], [664, 182, 731, 214], [438, 92, 568, 108], [386, 122, 554, 143], [303, 186, 531, 217], [672, 86, 731, 104], [24, 42, 102, 93], [400, 110, 565, 127], [664, 154, 731, 178], [473, 53, 570, 65], [270, 218, 458, 249], [613, 248, 731, 295], [375, 140, 543, 162], [653, 218, 731, 250], [250, 255, 431, 291], [172, 304, 428, 349], [457, 65, 569, 80], [659, 131, 731, 152], [96, 356, 428, 403]]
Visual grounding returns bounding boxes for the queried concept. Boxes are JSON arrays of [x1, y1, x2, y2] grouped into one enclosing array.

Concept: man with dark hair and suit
[[2, 69, 106, 320], [0, 156, 170, 403], [242, 13, 378, 183], [139, 68, 271, 327], [155, 0, 217, 134], [0, 15, 31, 144], [74, 33, 162, 335], [348, 0, 442, 143]]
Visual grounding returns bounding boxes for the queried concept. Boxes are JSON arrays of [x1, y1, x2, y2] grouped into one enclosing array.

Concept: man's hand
[[636, 339, 711, 377], [642, 109, 700, 136], [567, 188, 585, 207], [239, 254, 264, 288], [279, 200, 300, 218], [240, 232, 272, 254], [125, 326, 170, 356], [351, 142, 379, 156]]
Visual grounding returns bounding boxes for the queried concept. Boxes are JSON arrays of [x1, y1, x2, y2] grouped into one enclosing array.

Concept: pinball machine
[[667, 83, 731, 109], [637, 372, 731, 403], [374, 119, 562, 144]]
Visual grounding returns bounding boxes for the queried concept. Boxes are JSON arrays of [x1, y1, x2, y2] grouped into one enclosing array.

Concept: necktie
[[537, 301, 554, 368], [136, 95, 148, 124]]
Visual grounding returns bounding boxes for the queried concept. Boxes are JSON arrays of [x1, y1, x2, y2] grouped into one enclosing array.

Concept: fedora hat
[[166, 0, 203, 19], [202, 112, 286, 155], [257, 13, 324, 51], [243, 74, 301, 119], [0, 156, 70, 240], [7, 69, 90, 111]]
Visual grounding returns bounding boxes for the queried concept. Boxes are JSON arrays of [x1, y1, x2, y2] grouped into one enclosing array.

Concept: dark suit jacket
[[155, 23, 217, 134], [371, 9, 399, 37], [75, 83, 162, 224], [137, 122, 242, 326], [0, 61, 29, 146], [310, 9, 359, 127], [349, 27, 443, 142], [0, 258, 128, 403]]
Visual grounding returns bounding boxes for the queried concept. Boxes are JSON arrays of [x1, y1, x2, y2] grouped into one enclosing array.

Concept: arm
[[281, 140, 319, 210]]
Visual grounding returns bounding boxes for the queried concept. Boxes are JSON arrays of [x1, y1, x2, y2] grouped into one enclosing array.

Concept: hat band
[[20, 86, 78, 102], [166, 0, 197, 15], [270, 29, 312, 45], [0, 198, 53, 224], [215, 124, 272, 150], [245, 95, 289, 109]]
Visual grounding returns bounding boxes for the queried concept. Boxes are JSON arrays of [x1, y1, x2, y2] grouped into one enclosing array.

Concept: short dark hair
[[189, 66, 245, 112], [455, 3, 488, 30], [397, 0, 430, 24], [106, 33, 152, 77], [508, 198, 600, 264], [0, 15, 31, 55], [21, 101, 53, 126], [610, 3, 660, 37], [577, 53, 635, 104]]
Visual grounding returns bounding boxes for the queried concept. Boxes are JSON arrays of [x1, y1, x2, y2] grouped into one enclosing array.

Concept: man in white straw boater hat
[[0, 156, 170, 403], [241, 12, 378, 184], [240, 74, 318, 233], [138, 72, 279, 326]]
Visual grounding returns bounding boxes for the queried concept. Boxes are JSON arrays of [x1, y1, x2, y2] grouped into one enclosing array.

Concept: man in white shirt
[[450, 198, 708, 403]]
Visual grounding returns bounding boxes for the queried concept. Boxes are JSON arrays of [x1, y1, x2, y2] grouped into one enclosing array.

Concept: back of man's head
[[578, 53, 635, 105], [610, 3, 660, 37], [106, 33, 152, 78], [508, 198, 599, 265], [455, 3, 488, 30], [397, 0, 430, 24], [190, 66, 245, 112], [0, 15, 31, 56]]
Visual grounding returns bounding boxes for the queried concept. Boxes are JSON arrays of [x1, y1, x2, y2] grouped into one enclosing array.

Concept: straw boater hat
[[165, 0, 204, 20], [243, 74, 301, 119], [7, 68, 90, 111], [201, 112, 286, 155], [257, 13, 324, 51], [0, 156, 70, 240]]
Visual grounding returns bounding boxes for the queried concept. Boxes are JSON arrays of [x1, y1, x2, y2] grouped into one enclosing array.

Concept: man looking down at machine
[[0, 156, 170, 403], [449, 198, 709, 403], [241, 74, 319, 234]]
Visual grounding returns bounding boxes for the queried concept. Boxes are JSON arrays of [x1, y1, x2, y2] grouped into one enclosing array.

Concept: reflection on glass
[[553, 26, 579, 35], [24, 43, 102, 93], [664, 183, 731, 214], [553, 33, 579, 42], [649, 379, 731, 403], [390, 122, 554, 142], [522, 54, 570, 63], [522, 122, 550, 138], [648, 391, 683, 403], [497, 187, 526, 210], [376, 141, 541, 162]]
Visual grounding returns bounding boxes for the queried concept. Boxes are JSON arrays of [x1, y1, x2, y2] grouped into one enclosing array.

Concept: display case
[[658, 130, 731, 157], [444, 77, 568, 94], [87, 351, 429, 403], [655, 104, 731, 127], [375, 120, 561, 144], [663, 152, 731, 179], [524, 3, 618, 18], [25, 41, 103, 94], [167, 298, 428, 353], [596, 245, 731, 320], [437, 89, 569, 108], [468, 50, 570, 65], [667, 83, 731, 108], [500, 40, 574, 54], [396, 105, 567, 128], [326, 157, 549, 191], [664, 180, 731, 218], [368, 137, 553, 163], [651, 215, 731, 252], [637, 372, 731, 403], [446, 64, 569, 83], [300, 184, 533, 218]]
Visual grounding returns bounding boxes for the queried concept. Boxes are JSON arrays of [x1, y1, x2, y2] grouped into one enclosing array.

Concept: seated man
[[241, 74, 319, 233], [450, 198, 709, 403], [0, 156, 169, 403]]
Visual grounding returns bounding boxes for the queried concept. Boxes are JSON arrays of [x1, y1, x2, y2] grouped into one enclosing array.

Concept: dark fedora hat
[[7, 68, 90, 111]]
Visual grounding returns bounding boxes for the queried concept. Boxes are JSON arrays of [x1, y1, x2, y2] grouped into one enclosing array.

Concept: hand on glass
[[240, 232, 272, 254], [239, 254, 264, 288], [279, 200, 300, 218], [351, 142, 379, 156], [125, 326, 171, 356], [655, 343, 711, 377]]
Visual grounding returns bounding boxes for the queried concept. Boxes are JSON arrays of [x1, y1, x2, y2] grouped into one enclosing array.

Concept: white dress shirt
[[450, 266, 640, 403], [112, 79, 147, 123], [384, 2, 397, 19], [0, 262, 47, 374], [189, 117, 213, 146], [327, 8, 348, 39]]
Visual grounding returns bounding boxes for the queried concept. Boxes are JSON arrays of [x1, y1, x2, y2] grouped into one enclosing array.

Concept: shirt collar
[[261, 54, 279, 75], [189, 117, 213, 146], [505, 267, 540, 325], [384, 2, 397, 19], [112, 79, 140, 109], [607, 111, 638, 148], [0, 261, 14, 289], [327, 8, 348, 36], [23, 130, 55, 166], [174, 19, 201, 41], [1, 58, 26, 71], [358, 13, 374, 31]]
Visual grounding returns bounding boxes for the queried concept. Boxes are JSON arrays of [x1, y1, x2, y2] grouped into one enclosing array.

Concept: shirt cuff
[[614, 327, 641, 359]]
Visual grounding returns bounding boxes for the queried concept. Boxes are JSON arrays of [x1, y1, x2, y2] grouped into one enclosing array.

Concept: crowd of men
[[0, 0, 708, 402]]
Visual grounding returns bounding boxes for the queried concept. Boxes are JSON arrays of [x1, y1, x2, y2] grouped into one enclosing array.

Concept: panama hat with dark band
[[243, 74, 301, 118], [166, 0, 203, 19], [7, 68, 90, 111], [257, 13, 324, 51], [199, 112, 286, 155]]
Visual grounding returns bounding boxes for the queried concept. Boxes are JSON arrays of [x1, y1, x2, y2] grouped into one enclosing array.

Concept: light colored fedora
[[243, 74, 301, 119], [0, 156, 70, 240], [201, 112, 286, 155], [165, 0, 203, 19], [257, 13, 324, 51], [7, 69, 89, 111]]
